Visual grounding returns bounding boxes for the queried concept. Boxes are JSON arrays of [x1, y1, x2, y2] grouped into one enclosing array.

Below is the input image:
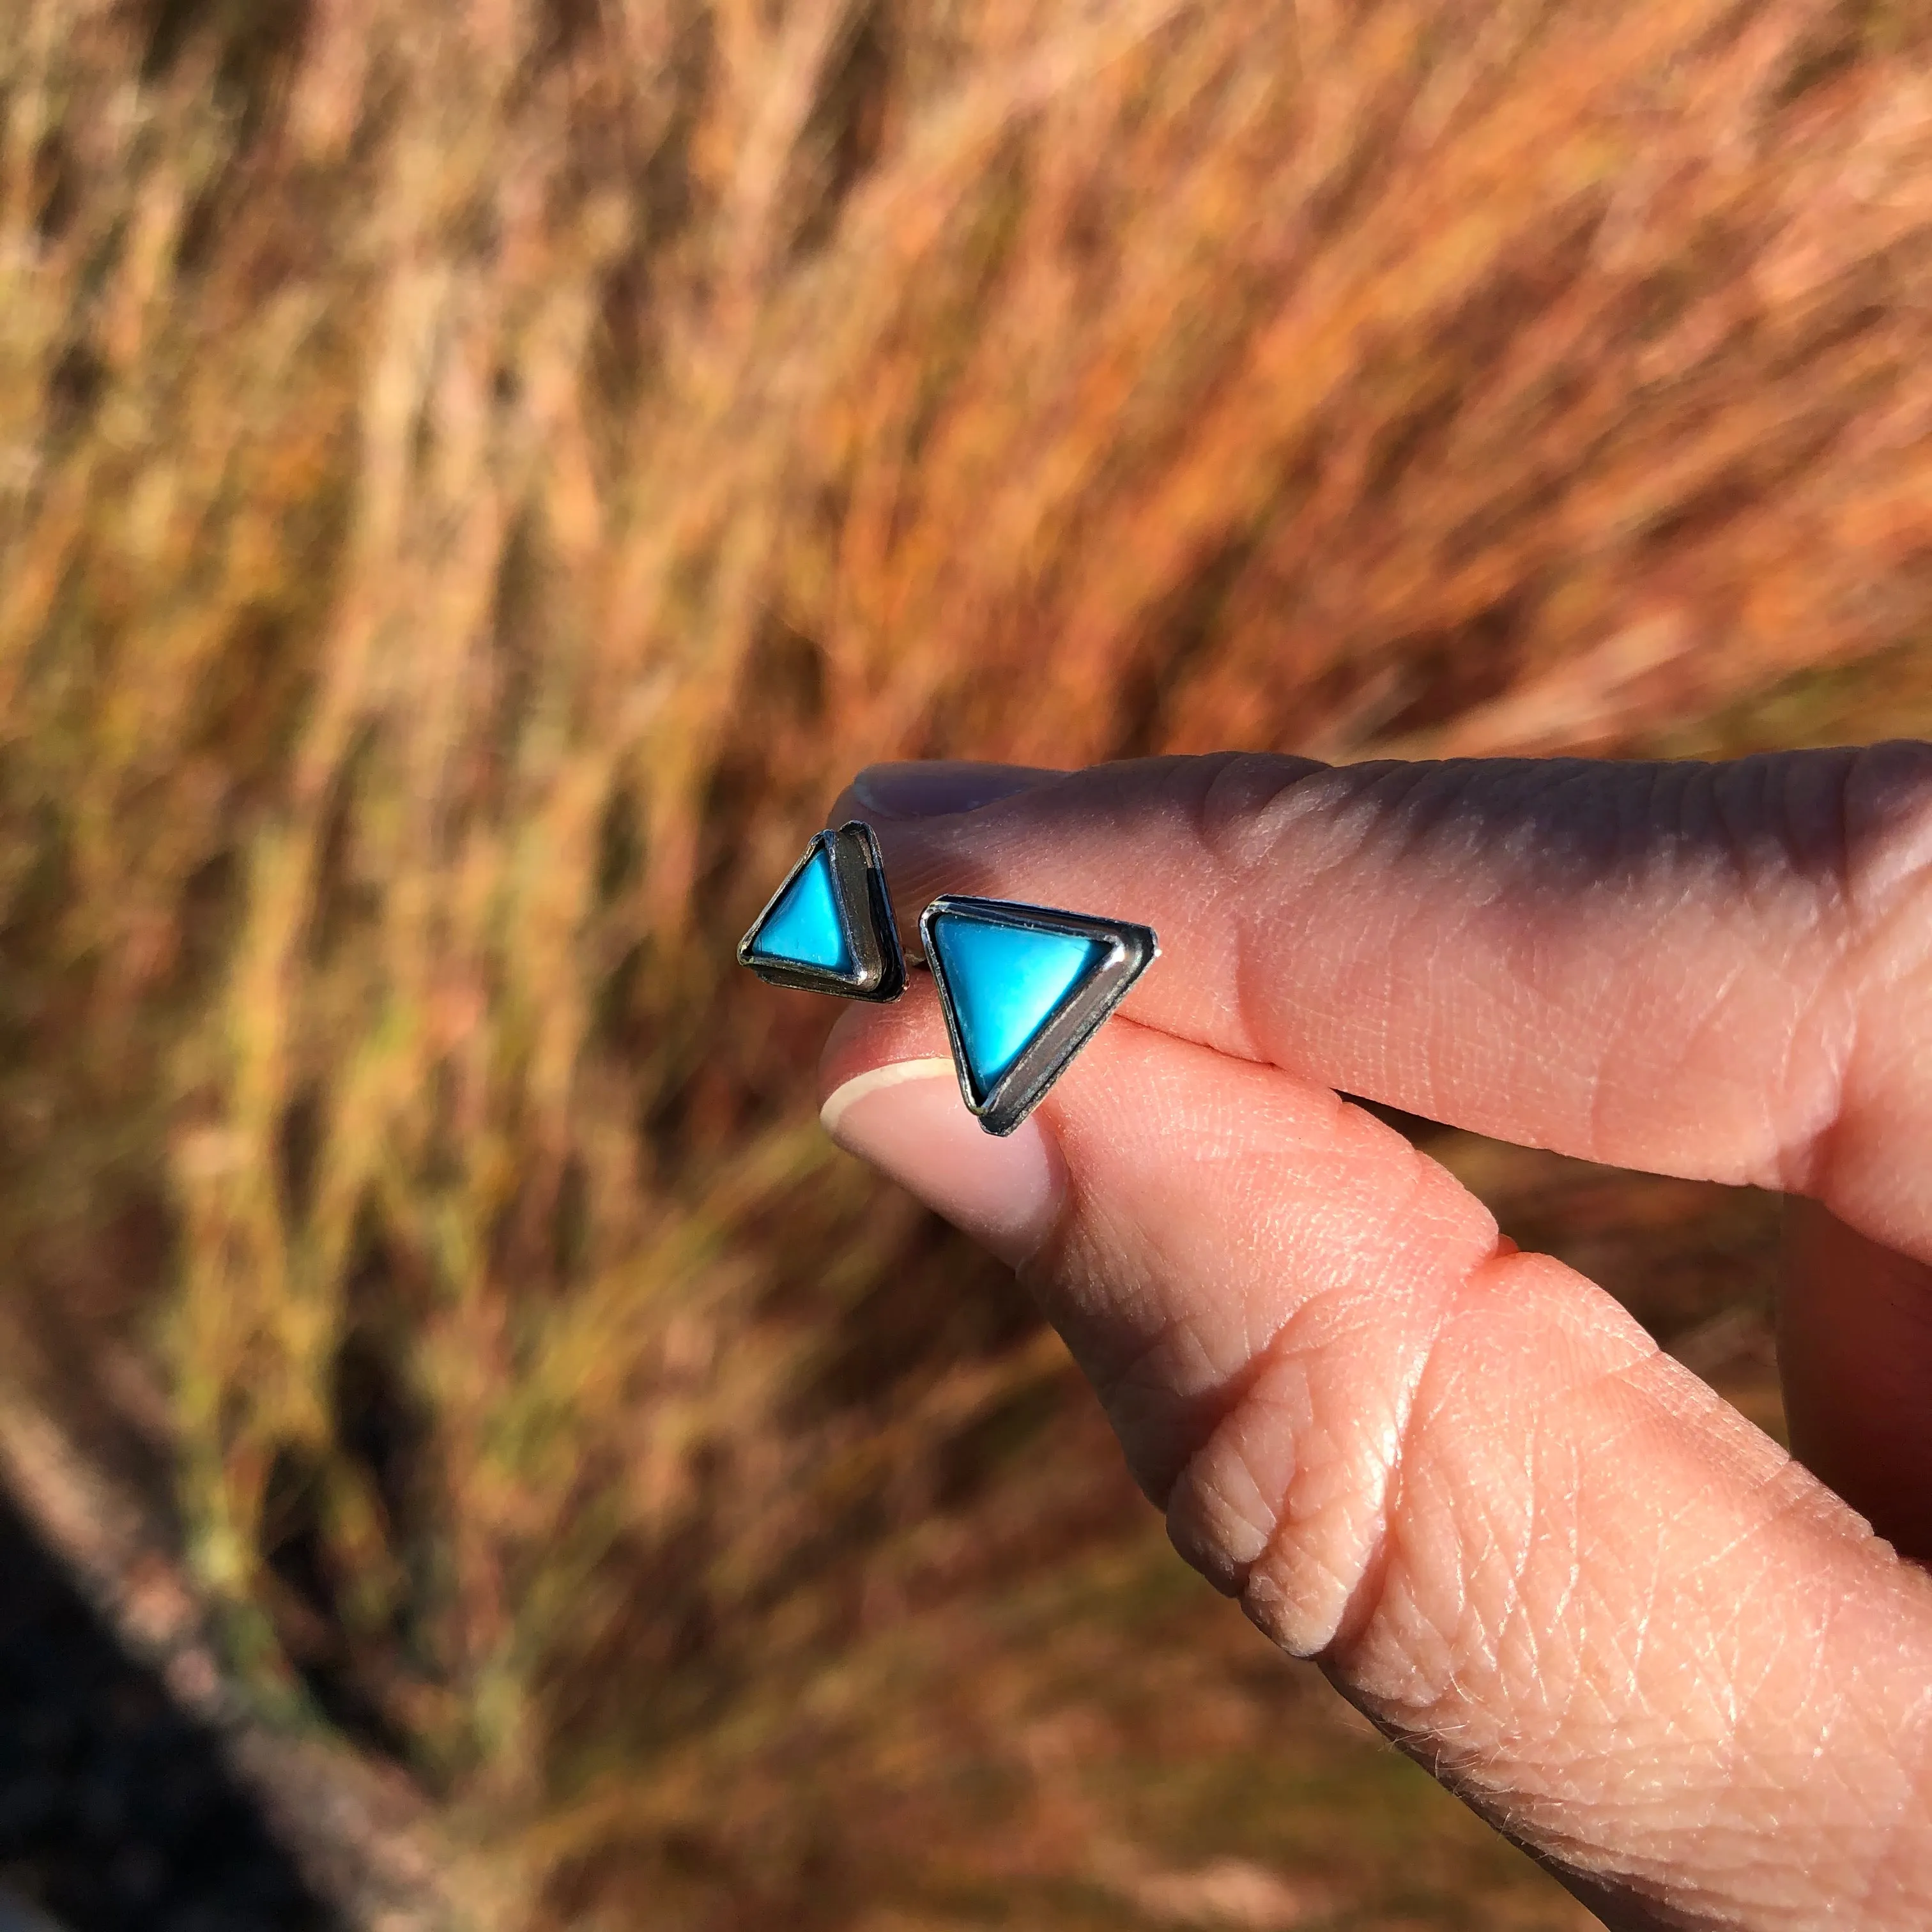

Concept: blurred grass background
[[3, 0, 1931, 1924]]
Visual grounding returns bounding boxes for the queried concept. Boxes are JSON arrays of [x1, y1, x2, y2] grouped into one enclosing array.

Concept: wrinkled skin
[[815, 748, 1932, 1931]]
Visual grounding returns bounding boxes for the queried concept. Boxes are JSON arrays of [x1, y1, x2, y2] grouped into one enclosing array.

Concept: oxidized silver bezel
[[737, 821, 906, 1001], [920, 894, 1158, 1137]]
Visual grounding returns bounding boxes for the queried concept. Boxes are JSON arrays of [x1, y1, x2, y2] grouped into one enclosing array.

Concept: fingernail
[[819, 1058, 1062, 1267], [852, 760, 1061, 820]]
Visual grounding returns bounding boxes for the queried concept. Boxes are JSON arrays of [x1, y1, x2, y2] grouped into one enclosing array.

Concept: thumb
[[818, 986, 1932, 1931]]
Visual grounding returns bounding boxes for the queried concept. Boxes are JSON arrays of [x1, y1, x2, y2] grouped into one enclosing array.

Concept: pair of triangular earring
[[739, 822, 1158, 1137]]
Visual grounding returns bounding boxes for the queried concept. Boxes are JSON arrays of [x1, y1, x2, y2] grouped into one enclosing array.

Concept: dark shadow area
[[881, 745, 1932, 922], [0, 1492, 331, 1932]]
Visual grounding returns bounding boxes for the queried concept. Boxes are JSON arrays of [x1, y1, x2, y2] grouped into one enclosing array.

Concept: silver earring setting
[[738, 821, 906, 1002], [740, 824, 1156, 1133], [921, 896, 1157, 1135]]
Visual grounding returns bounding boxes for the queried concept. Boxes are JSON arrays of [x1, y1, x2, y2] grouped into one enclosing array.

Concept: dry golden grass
[[3, 0, 1932, 1923]]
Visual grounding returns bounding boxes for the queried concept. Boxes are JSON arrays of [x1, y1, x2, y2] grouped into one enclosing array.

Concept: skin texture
[[811, 749, 1932, 1931]]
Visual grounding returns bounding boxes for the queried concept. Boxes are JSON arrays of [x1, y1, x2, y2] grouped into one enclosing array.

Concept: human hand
[[815, 748, 1932, 1931]]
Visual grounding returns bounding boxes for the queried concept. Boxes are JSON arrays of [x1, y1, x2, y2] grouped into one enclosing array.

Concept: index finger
[[838, 746, 1932, 1261]]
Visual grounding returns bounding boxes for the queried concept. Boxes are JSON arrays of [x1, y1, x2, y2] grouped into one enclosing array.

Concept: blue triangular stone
[[747, 843, 854, 975], [928, 911, 1107, 1102]]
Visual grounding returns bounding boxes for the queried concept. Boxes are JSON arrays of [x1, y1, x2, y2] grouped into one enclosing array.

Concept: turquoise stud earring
[[921, 895, 1158, 1136], [739, 821, 907, 1001]]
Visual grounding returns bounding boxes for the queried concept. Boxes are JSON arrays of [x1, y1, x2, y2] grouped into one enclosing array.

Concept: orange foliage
[[2, 0, 1929, 1922]]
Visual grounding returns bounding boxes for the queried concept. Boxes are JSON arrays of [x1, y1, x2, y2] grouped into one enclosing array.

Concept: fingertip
[[820, 1061, 1064, 1270], [852, 759, 1067, 820], [816, 990, 947, 1098], [816, 985, 1066, 1268], [817, 1055, 958, 1140]]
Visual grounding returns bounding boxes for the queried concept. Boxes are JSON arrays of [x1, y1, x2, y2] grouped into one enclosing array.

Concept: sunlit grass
[[3, 0, 1930, 1920]]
